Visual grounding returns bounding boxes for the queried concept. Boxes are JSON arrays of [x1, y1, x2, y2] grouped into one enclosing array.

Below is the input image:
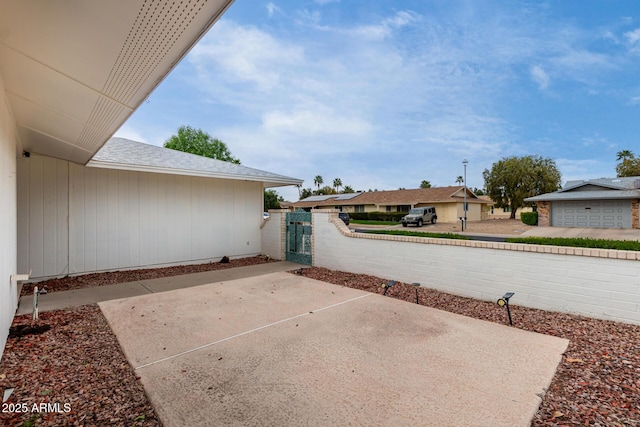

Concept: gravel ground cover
[[20, 255, 273, 297], [2, 257, 639, 426]]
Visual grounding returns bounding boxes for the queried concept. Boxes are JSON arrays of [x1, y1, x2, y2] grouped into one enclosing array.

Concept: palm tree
[[616, 150, 634, 161], [314, 175, 323, 190], [420, 180, 431, 189], [343, 185, 355, 193], [455, 176, 464, 184], [333, 178, 343, 192]]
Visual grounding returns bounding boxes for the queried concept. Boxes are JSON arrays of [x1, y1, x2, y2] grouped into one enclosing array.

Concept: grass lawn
[[350, 220, 399, 226], [364, 230, 472, 240], [364, 230, 640, 250]]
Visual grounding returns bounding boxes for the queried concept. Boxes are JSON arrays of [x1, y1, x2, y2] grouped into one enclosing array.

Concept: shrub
[[348, 211, 406, 222], [521, 211, 538, 225], [366, 230, 472, 240], [505, 237, 640, 251]]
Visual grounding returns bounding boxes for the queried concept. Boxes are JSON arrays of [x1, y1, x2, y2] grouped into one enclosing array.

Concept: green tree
[[333, 178, 343, 192], [615, 151, 640, 177], [317, 186, 337, 195], [342, 185, 355, 193], [164, 126, 240, 164], [455, 176, 464, 185], [471, 187, 485, 196], [616, 150, 634, 161], [314, 175, 324, 190], [483, 155, 561, 219], [300, 188, 313, 199], [264, 189, 283, 210], [420, 180, 432, 188]]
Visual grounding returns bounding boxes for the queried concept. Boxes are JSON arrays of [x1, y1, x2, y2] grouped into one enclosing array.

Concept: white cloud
[[262, 109, 372, 137], [190, 20, 304, 93], [624, 27, 640, 44], [348, 10, 420, 40], [265, 2, 280, 18], [530, 65, 550, 90], [314, 0, 340, 4]]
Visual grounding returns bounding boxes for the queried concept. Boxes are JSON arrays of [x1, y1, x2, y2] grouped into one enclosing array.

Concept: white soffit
[[0, 0, 234, 164]]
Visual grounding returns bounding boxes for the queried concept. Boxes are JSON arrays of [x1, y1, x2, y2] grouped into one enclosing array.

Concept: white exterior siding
[[18, 156, 263, 279], [0, 74, 18, 358]]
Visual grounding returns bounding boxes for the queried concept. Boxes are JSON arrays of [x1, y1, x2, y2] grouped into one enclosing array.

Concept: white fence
[[263, 211, 640, 324]]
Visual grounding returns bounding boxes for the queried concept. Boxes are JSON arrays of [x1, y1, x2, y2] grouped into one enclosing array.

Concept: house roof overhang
[[0, 0, 234, 164]]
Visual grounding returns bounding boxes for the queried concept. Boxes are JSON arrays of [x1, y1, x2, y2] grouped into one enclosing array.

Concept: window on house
[[503, 206, 511, 213], [386, 206, 392, 212], [398, 205, 410, 212], [354, 205, 365, 213]]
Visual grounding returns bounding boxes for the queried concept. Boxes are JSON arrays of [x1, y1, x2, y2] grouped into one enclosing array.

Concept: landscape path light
[[497, 292, 515, 326], [411, 283, 421, 304]]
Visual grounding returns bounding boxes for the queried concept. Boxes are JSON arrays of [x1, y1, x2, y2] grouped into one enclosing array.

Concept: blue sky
[[115, 0, 640, 202]]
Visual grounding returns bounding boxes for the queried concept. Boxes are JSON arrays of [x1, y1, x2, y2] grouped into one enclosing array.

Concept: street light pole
[[462, 159, 468, 231]]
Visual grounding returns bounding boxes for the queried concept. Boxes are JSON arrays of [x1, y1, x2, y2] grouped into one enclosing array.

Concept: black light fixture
[[411, 283, 421, 304], [497, 292, 515, 326], [381, 280, 396, 296], [22, 151, 30, 158]]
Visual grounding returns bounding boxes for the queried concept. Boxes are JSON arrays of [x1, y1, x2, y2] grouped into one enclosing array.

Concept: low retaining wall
[[312, 211, 640, 325]]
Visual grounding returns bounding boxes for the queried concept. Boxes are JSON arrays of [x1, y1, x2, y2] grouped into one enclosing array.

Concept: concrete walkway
[[16, 261, 304, 315]]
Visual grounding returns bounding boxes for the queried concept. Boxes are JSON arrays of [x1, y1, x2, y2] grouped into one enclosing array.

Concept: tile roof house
[[525, 177, 640, 228], [290, 186, 490, 222]]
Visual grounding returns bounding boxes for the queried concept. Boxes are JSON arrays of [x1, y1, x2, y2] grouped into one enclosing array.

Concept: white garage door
[[551, 200, 632, 228]]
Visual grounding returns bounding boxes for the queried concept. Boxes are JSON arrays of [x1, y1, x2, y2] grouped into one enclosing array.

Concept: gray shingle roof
[[562, 177, 640, 191], [88, 138, 303, 187], [526, 176, 640, 202]]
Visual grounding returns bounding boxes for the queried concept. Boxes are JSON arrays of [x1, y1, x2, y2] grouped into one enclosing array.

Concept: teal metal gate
[[285, 210, 312, 265]]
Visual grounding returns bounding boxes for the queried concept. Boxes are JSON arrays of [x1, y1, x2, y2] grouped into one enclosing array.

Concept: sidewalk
[[16, 261, 305, 315]]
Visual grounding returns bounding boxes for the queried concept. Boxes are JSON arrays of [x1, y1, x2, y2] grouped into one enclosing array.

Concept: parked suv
[[402, 207, 437, 227], [338, 212, 350, 226]]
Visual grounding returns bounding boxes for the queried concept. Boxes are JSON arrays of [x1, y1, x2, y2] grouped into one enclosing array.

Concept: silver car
[[402, 207, 437, 227]]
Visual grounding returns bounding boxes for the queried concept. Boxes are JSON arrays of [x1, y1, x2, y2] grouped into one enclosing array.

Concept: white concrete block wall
[[261, 210, 285, 260], [0, 74, 18, 358], [313, 212, 640, 325]]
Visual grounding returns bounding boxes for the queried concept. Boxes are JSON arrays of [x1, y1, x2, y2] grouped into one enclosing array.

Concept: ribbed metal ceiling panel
[[0, 0, 234, 164]]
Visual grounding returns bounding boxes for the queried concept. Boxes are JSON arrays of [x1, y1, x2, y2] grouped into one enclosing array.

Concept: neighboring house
[[17, 138, 301, 280], [525, 177, 640, 229], [290, 186, 490, 222], [477, 195, 534, 219], [0, 1, 270, 358]]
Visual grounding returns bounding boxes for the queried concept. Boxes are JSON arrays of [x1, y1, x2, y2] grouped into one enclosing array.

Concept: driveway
[[100, 272, 568, 427]]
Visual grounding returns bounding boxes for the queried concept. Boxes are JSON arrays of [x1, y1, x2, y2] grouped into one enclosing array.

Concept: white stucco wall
[[261, 210, 285, 260], [313, 212, 640, 325], [0, 74, 18, 358], [18, 155, 264, 279]]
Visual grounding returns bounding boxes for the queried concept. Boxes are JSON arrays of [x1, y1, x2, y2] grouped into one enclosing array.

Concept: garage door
[[551, 200, 632, 228]]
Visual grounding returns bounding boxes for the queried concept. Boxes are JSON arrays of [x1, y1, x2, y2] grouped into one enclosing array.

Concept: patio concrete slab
[[16, 261, 303, 315], [100, 272, 568, 427]]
